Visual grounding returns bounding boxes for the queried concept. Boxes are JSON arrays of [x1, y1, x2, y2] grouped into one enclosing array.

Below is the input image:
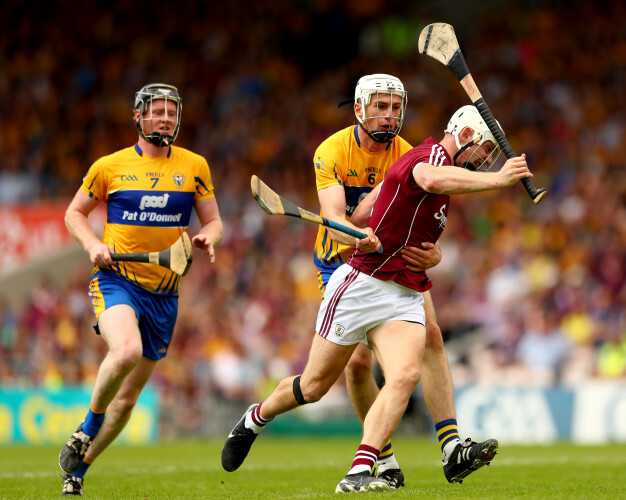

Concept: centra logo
[[140, 193, 169, 210], [121, 175, 139, 181]]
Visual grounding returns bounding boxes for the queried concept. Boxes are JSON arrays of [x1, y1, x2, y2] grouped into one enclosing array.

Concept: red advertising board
[[0, 202, 104, 270]]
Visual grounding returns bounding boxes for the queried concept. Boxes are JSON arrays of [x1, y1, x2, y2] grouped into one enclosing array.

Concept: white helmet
[[444, 105, 502, 171], [354, 74, 407, 143]]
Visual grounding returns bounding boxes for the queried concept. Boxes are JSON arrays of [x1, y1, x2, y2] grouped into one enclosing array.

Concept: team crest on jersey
[[315, 157, 325, 170], [334, 324, 346, 337], [434, 204, 447, 229], [172, 173, 185, 189]]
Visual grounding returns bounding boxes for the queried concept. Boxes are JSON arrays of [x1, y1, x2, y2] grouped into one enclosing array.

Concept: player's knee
[[425, 322, 444, 352], [293, 375, 309, 405], [110, 346, 142, 375], [387, 366, 421, 394], [295, 375, 328, 404], [345, 352, 373, 384]]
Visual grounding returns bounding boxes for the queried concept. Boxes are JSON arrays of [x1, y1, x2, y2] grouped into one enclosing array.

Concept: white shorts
[[316, 264, 425, 346]]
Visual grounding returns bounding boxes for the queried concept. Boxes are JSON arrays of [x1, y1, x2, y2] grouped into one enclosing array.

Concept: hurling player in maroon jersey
[[222, 105, 532, 492]]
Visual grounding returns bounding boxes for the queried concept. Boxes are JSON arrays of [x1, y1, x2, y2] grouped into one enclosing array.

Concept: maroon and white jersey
[[348, 137, 451, 292]]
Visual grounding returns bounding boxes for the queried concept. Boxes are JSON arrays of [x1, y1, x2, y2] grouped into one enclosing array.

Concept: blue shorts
[[315, 258, 341, 298], [89, 271, 178, 360]]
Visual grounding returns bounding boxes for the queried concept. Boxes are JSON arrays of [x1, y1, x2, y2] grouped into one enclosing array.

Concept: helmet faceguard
[[133, 83, 182, 147], [445, 105, 502, 171], [354, 74, 407, 144]]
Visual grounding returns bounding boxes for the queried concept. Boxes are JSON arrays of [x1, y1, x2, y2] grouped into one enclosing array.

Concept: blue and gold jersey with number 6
[[313, 125, 412, 280], [81, 143, 215, 296]]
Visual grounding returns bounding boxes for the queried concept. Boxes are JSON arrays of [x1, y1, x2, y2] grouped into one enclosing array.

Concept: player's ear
[[458, 126, 474, 145], [354, 102, 362, 119]]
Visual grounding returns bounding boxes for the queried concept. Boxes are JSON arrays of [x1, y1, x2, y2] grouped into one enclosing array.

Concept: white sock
[[348, 464, 371, 475], [442, 438, 461, 462], [244, 404, 272, 434], [377, 455, 400, 472]]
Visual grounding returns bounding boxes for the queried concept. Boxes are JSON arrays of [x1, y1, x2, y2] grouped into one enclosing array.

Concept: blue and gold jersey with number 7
[[81, 143, 215, 296]]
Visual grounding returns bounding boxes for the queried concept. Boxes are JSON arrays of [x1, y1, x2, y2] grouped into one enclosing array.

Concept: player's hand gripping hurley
[[111, 232, 193, 276], [251, 175, 382, 253], [418, 22, 547, 204]]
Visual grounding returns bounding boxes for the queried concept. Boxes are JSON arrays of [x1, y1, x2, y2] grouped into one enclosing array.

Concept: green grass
[[1, 437, 625, 499]]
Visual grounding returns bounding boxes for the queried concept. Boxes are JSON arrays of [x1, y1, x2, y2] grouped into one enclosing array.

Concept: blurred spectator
[[0, 1, 624, 435], [514, 301, 572, 386]]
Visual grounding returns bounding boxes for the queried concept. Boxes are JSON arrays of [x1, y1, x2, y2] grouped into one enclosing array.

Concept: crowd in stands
[[0, 1, 624, 435]]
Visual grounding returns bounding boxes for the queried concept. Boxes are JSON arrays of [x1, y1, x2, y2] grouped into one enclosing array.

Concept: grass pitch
[[1, 437, 624, 499]]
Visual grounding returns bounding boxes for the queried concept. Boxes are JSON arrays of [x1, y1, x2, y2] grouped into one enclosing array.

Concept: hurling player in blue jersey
[[59, 83, 223, 496]]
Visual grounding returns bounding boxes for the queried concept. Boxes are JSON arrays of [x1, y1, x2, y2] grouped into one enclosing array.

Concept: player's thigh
[[301, 333, 357, 392], [367, 320, 426, 381], [98, 304, 142, 352]]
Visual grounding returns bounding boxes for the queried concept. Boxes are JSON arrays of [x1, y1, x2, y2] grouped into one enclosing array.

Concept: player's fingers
[[405, 264, 424, 273], [96, 254, 113, 268], [401, 247, 428, 259], [400, 251, 427, 269], [401, 254, 424, 266], [365, 227, 377, 244], [515, 168, 532, 178], [191, 234, 205, 248]]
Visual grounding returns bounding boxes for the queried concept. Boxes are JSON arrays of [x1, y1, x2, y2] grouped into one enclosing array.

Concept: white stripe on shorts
[[319, 267, 359, 338], [316, 264, 425, 346]]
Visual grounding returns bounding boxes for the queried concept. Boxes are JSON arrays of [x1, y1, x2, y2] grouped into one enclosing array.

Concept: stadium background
[[0, 1, 624, 445]]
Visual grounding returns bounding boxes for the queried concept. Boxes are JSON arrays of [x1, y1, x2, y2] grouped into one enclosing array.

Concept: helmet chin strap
[[146, 133, 173, 147], [358, 122, 396, 144], [453, 134, 481, 170]]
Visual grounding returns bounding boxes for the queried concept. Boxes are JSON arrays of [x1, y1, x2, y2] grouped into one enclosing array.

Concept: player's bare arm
[[318, 184, 377, 247], [65, 189, 113, 268], [350, 184, 381, 227], [413, 154, 532, 195], [192, 197, 224, 264]]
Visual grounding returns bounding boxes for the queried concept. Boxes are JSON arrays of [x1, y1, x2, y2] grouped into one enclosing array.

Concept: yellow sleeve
[[80, 156, 110, 202], [194, 156, 215, 201], [314, 138, 345, 191]]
